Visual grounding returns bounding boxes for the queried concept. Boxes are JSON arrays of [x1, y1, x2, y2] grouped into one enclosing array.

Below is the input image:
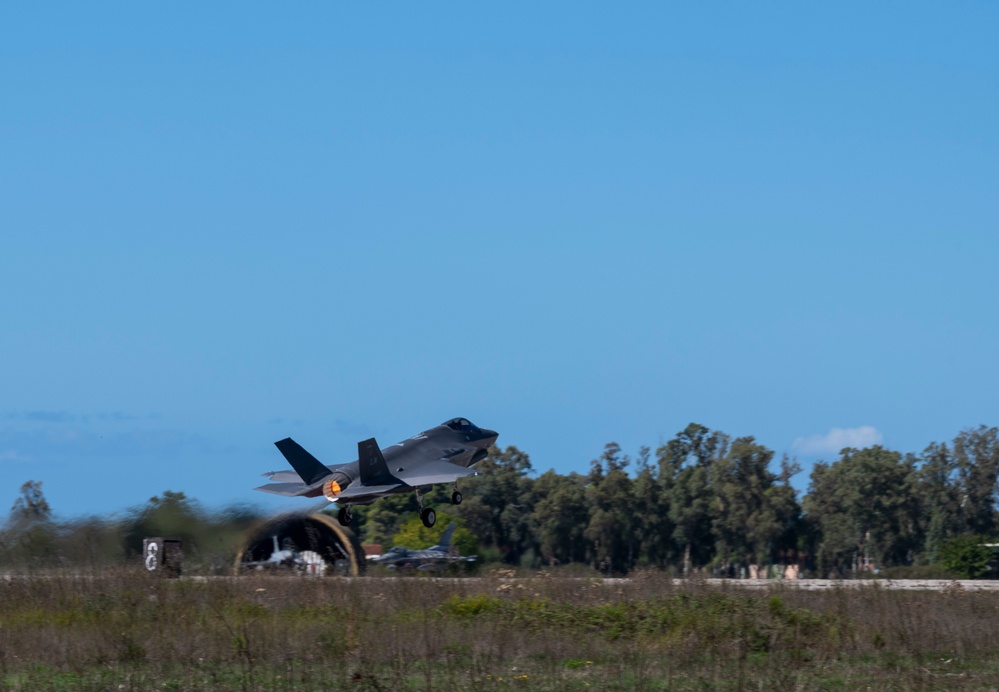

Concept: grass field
[[2, 570, 999, 690]]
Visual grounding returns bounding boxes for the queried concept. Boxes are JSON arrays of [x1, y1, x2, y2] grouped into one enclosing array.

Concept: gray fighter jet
[[241, 535, 326, 573], [255, 418, 498, 528], [369, 523, 476, 570]]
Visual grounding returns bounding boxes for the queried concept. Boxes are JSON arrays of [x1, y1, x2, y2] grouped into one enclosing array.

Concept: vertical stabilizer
[[275, 438, 330, 485], [431, 523, 457, 551], [357, 438, 399, 486]]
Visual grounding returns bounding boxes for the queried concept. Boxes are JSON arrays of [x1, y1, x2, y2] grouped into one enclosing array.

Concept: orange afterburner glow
[[322, 480, 341, 501]]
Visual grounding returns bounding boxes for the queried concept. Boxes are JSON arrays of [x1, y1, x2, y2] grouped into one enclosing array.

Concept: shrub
[[939, 535, 995, 579]]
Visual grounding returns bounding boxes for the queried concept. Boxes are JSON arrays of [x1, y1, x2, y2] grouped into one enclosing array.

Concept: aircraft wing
[[394, 459, 478, 486]]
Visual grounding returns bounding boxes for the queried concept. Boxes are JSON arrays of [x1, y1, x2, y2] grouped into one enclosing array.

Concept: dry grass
[[2, 569, 999, 689]]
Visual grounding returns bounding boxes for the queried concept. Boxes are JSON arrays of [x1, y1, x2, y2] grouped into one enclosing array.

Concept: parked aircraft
[[369, 523, 476, 570], [241, 535, 325, 573], [255, 418, 498, 528]]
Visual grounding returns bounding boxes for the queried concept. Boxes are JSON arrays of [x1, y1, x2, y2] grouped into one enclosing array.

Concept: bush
[[939, 535, 995, 579]]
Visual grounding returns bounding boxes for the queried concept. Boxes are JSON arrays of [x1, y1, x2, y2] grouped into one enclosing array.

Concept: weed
[[3, 572, 999, 688]]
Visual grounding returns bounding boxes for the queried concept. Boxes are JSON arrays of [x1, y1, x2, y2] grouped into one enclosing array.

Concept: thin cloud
[[0, 409, 152, 425], [792, 426, 884, 456], [0, 426, 228, 459], [6, 410, 76, 423], [0, 450, 29, 463], [6, 410, 147, 424], [96, 412, 140, 422], [331, 419, 375, 439]]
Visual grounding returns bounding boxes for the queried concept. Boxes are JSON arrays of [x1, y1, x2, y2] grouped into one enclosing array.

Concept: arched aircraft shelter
[[235, 512, 365, 576]]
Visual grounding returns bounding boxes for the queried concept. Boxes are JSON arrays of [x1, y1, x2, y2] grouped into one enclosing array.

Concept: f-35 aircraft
[[369, 523, 476, 571], [255, 418, 498, 528]]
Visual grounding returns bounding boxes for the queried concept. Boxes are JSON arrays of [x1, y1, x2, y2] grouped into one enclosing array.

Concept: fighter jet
[[369, 523, 476, 571], [255, 418, 498, 528], [241, 535, 326, 574]]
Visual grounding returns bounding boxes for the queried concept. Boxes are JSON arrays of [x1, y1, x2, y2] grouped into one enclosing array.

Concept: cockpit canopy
[[443, 417, 479, 433]]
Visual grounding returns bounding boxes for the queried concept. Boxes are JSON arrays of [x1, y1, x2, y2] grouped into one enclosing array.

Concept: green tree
[[3, 480, 56, 566], [124, 491, 204, 557], [10, 480, 52, 526], [660, 424, 726, 573], [915, 427, 999, 564], [804, 446, 921, 575], [918, 441, 962, 563], [54, 515, 128, 567], [453, 445, 536, 564], [952, 426, 999, 537], [584, 443, 637, 573], [710, 439, 800, 570], [769, 454, 804, 563], [355, 493, 421, 546], [389, 511, 478, 557], [529, 470, 590, 565], [632, 446, 675, 568]]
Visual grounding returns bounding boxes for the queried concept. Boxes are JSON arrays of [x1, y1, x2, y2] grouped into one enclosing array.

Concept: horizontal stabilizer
[[335, 483, 404, 500], [275, 438, 330, 485], [254, 482, 315, 497], [262, 469, 311, 484]]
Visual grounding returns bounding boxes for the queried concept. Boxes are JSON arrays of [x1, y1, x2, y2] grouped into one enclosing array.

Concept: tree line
[[354, 423, 999, 577], [0, 484, 261, 572], [4, 422, 998, 577]]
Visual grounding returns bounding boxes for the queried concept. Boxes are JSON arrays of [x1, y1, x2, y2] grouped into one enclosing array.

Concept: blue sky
[[2, 3, 997, 518]]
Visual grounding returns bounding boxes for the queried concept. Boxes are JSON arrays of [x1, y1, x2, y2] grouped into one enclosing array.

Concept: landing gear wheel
[[420, 507, 436, 528], [337, 507, 353, 527], [451, 491, 463, 505]]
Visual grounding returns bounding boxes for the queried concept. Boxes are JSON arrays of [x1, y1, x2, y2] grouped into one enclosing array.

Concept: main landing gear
[[420, 507, 436, 528], [416, 488, 437, 528], [416, 483, 464, 528], [337, 507, 353, 527]]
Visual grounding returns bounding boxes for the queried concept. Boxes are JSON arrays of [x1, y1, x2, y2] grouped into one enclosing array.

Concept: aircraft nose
[[482, 429, 499, 445]]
